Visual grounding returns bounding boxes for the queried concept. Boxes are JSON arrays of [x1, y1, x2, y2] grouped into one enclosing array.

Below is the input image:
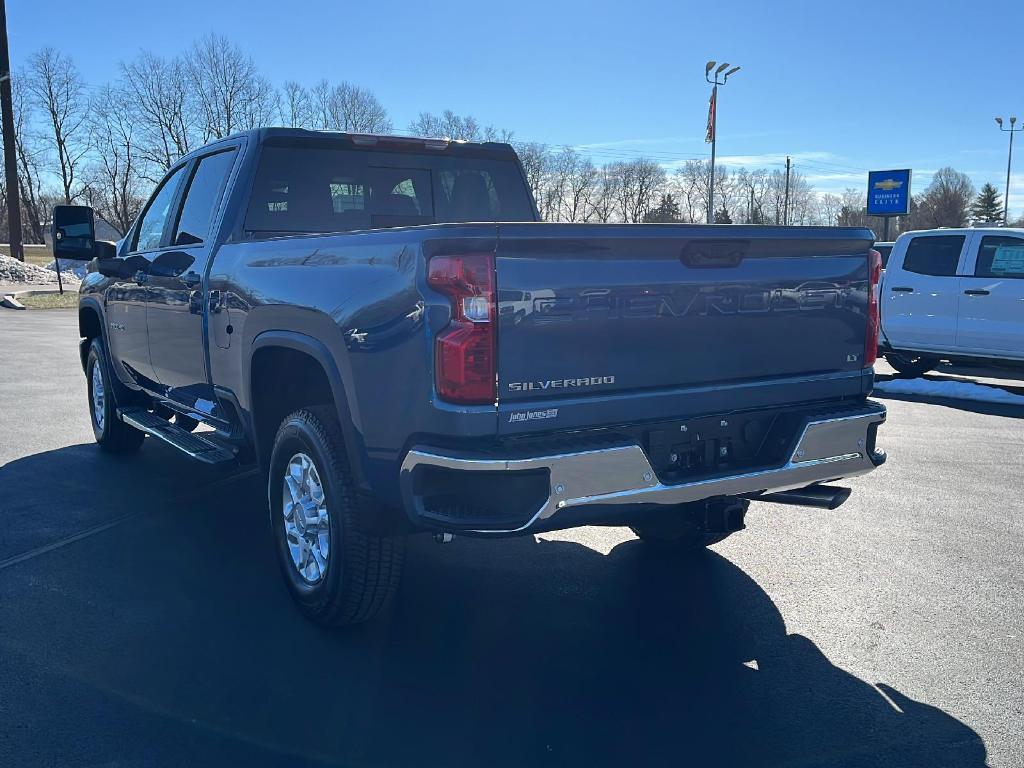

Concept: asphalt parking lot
[[1, 309, 1022, 767]]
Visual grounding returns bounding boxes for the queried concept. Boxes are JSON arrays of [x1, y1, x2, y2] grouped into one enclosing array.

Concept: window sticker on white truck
[[991, 246, 1024, 277]]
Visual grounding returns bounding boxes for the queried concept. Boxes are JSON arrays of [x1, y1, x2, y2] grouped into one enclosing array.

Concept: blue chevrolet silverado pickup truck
[[52, 128, 886, 626]]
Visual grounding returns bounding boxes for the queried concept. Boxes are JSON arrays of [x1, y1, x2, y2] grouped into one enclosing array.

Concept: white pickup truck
[[880, 227, 1024, 376]]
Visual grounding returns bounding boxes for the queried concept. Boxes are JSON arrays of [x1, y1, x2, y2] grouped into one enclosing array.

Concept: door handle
[[964, 289, 990, 296], [890, 286, 913, 293], [182, 270, 202, 287]]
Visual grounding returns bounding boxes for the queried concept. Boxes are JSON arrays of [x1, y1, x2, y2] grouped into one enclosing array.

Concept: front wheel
[[884, 352, 939, 377], [85, 339, 144, 454], [268, 407, 404, 627]]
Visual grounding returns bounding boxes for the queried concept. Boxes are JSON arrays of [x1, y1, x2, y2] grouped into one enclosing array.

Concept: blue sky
[[9, 0, 1024, 215]]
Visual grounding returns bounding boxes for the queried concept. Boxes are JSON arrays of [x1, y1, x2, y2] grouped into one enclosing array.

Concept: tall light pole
[[0, 0, 24, 262], [705, 60, 740, 223], [996, 116, 1022, 225]]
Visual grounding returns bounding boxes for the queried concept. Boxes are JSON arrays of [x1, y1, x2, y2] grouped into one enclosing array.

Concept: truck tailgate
[[495, 224, 873, 430]]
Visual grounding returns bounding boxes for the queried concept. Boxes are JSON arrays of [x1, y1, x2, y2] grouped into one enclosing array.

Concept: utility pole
[[783, 156, 791, 225], [748, 186, 754, 223], [0, 0, 24, 262], [704, 60, 740, 224], [995, 116, 1021, 225]]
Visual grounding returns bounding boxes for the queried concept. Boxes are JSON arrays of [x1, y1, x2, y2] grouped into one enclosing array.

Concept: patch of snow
[[875, 377, 1024, 406], [0, 254, 81, 287], [46, 259, 89, 280]]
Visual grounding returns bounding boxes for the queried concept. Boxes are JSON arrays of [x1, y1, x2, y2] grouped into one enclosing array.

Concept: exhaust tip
[[756, 484, 852, 510], [824, 486, 852, 510]]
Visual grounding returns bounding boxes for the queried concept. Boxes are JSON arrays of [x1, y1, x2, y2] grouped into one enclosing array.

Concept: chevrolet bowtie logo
[[873, 178, 904, 191]]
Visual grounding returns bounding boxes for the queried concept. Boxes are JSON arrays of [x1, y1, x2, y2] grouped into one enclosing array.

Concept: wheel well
[[250, 346, 335, 467], [79, 306, 102, 369]]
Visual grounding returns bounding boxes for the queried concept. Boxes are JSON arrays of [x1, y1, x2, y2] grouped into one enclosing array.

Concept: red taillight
[[865, 248, 882, 368], [428, 253, 496, 404]]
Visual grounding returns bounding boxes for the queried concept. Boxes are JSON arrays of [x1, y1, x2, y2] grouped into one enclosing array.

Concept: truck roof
[[897, 226, 1024, 237], [186, 127, 520, 163]]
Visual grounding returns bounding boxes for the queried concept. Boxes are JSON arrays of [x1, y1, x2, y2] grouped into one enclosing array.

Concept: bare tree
[[187, 34, 276, 140], [120, 52, 196, 176], [779, 169, 814, 225], [558, 149, 599, 222], [280, 80, 313, 128], [815, 192, 843, 226], [86, 85, 146, 235], [588, 165, 621, 223], [730, 167, 775, 223], [514, 142, 550, 216], [410, 110, 511, 142], [912, 167, 974, 229], [307, 80, 391, 132], [671, 160, 710, 223], [326, 82, 391, 133], [25, 47, 89, 204], [8, 73, 51, 242], [611, 159, 666, 223]]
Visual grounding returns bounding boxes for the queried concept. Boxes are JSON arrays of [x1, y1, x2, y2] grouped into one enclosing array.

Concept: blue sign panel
[[867, 169, 912, 216]]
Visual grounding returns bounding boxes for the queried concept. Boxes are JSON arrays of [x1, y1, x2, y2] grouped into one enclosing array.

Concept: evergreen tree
[[969, 183, 1003, 224], [643, 193, 682, 223], [714, 206, 733, 224]]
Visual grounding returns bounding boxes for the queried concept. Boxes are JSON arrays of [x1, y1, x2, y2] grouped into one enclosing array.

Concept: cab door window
[[132, 165, 187, 253], [901, 235, 965, 277], [975, 236, 1024, 278], [171, 149, 238, 246]]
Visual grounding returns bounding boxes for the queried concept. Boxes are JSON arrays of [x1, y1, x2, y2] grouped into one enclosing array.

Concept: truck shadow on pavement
[[0, 443, 989, 768]]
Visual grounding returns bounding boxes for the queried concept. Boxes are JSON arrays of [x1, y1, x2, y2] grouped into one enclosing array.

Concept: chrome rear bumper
[[400, 403, 886, 534]]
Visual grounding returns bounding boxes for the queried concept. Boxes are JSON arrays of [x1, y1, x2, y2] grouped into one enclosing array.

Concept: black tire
[[268, 406, 404, 627], [85, 338, 145, 454], [885, 352, 939, 378]]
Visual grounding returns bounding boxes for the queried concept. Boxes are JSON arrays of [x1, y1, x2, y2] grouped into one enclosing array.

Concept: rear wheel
[[268, 406, 404, 626], [885, 352, 939, 377], [85, 339, 145, 454]]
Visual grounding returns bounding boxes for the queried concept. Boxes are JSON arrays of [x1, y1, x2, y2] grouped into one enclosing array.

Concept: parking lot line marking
[[0, 469, 259, 572]]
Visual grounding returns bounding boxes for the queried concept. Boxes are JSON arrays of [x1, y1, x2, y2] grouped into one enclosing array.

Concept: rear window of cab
[[245, 143, 535, 234]]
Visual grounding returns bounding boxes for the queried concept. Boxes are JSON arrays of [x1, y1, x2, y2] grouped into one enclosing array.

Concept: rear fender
[[247, 329, 368, 494]]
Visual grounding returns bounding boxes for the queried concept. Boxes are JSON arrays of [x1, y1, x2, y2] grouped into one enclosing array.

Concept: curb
[[8, 288, 76, 298], [1, 288, 77, 310]]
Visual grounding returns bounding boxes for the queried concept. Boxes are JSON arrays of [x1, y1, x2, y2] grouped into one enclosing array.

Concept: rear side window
[[172, 149, 237, 246], [901, 235, 965, 277], [975, 236, 1024, 279], [245, 143, 535, 234]]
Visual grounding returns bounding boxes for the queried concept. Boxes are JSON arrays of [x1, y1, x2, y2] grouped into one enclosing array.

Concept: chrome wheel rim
[[282, 452, 330, 584], [91, 361, 105, 431]]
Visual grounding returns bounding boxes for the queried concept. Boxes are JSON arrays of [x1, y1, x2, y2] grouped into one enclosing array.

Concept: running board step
[[118, 408, 236, 464]]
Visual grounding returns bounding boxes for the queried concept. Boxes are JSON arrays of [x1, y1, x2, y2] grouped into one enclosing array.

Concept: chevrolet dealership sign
[[866, 169, 912, 216]]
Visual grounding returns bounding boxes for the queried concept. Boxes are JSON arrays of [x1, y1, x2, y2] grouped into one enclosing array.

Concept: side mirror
[[52, 205, 96, 261]]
